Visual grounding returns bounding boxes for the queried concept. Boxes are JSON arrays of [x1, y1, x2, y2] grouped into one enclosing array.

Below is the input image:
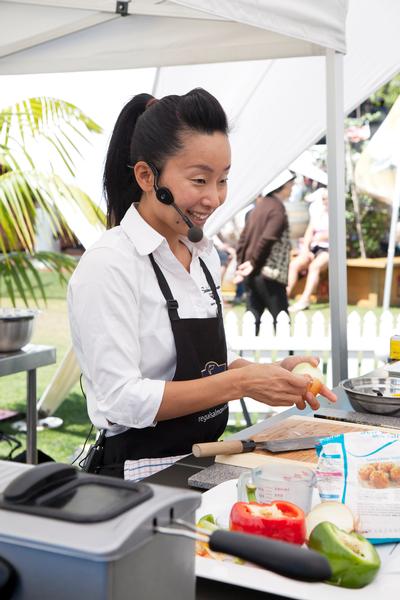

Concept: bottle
[[389, 334, 400, 363]]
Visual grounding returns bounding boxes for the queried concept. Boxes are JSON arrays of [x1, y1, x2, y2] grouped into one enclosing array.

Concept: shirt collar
[[120, 204, 214, 257]]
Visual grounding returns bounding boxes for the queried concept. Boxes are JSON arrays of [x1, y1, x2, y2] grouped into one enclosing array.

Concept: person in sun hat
[[235, 169, 295, 333]]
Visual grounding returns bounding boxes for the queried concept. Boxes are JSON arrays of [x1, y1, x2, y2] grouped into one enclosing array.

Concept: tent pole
[[326, 49, 348, 385], [382, 166, 400, 311], [152, 67, 161, 97]]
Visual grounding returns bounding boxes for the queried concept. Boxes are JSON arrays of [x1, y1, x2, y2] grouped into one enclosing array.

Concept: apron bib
[[101, 254, 228, 479]]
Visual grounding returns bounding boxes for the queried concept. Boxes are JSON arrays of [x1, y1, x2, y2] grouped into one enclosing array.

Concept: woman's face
[[140, 131, 231, 241]]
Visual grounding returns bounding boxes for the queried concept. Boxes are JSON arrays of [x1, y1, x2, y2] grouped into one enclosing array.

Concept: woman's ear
[[133, 161, 154, 192]]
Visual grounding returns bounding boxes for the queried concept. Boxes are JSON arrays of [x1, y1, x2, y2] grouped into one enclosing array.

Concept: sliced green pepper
[[197, 513, 219, 533], [308, 521, 381, 588]]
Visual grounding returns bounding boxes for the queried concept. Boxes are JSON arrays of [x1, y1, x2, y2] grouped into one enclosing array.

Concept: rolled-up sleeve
[[68, 248, 165, 428]]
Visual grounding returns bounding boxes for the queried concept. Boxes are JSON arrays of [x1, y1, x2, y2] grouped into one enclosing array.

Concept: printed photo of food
[[358, 462, 400, 488]]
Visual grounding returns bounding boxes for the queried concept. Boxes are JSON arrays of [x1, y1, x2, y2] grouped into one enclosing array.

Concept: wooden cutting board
[[216, 415, 400, 469]]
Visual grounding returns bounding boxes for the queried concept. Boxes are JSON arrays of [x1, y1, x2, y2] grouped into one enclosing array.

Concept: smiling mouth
[[187, 210, 211, 224]]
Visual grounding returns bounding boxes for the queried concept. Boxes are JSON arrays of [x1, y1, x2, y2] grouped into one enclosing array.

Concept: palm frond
[[0, 251, 76, 307], [0, 97, 102, 176], [0, 96, 103, 307], [0, 169, 105, 250]]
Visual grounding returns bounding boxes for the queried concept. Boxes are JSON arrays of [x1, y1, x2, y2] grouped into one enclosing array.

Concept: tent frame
[[326, 49, 348, 384]]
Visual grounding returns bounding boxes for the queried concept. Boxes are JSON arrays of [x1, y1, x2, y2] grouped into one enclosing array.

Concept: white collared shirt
[[67, 205, 238, 432]]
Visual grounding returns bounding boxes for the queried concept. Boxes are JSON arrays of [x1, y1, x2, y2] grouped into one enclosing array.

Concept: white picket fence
[[224, 308, 397, 420]]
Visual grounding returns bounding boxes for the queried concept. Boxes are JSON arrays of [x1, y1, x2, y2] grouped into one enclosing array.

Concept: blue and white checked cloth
[[124, 454, 189, 481]]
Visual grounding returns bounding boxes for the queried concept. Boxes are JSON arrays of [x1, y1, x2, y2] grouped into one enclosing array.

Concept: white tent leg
[[383, 167, 400, 311], [37, 345, 81, 415], [326, 49, 348, 385]]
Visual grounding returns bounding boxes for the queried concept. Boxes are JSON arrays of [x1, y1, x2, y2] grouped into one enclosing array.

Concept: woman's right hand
[[239, 363, 320, 411]]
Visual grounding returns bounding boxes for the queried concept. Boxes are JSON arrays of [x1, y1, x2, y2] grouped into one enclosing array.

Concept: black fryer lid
[[0, 463, 153, 523]]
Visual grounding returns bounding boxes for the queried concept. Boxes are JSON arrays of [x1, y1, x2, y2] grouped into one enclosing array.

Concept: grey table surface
[[0, 344, 56, 464], [0, 344, 56, 376]]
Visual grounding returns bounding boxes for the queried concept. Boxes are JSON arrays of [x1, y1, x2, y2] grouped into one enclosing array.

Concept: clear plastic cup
[[237, 462, 316, 513]]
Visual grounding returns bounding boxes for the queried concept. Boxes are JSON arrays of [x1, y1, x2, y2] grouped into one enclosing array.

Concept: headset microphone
[[149, 164, 203, 243]]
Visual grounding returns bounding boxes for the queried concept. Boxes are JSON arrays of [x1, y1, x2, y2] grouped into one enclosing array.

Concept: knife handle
[[192, 440, 247, 457], [209, 530, 331, 582]]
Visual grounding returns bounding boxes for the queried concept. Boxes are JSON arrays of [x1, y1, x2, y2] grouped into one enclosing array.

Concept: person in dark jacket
[[235, 170, 295, 334]]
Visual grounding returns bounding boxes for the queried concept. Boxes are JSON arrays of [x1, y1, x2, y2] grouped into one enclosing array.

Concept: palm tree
[[0, 97, 105, 306]]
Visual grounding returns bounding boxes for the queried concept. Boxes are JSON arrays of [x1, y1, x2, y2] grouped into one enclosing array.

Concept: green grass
[[0, 271, 96, 463], [1, 272, 398, 463]]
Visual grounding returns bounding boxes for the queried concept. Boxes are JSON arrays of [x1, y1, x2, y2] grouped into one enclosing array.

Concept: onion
[[292, 362, 324, 382], [305, 501, 355, 540], [292, 362, 324, 395]]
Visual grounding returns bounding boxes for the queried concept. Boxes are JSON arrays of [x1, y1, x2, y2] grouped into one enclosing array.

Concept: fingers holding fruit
[[241, 362, 333, 411], [294, 397, 307, 411], [319, 383, 337, 403], [279, 355, 320, 372], [302, 388, 320, 411], [291, 361, 337, 405]]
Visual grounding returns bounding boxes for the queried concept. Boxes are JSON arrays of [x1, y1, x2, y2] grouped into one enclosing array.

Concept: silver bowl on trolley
[[340, 376, 400, 416], [0, 308, 38, 352]]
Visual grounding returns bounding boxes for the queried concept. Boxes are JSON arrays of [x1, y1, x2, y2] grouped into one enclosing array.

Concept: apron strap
[[149, 254, 180, 320], [199, 257, 222, 318], [149, 254, 222, 320]]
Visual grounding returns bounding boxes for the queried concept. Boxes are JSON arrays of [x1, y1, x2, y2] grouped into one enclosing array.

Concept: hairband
[[146, 97, 158, 109]]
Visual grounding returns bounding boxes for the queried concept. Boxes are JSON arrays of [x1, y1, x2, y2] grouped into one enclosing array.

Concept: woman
[[68, 89, 336, 479], [287, 188, 329, 312], [235, 171, 295, 333]]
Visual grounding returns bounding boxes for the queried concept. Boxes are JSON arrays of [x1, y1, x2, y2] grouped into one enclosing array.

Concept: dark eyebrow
[[187, 164, 231, 172]]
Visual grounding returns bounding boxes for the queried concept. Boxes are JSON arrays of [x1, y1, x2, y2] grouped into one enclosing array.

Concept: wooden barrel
[[286, 200, 310, 244]]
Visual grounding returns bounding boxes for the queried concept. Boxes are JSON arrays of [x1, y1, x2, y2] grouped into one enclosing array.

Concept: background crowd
[[214, 166, 329, 331]]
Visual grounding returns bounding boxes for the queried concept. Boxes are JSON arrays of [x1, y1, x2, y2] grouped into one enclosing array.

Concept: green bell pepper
[[197, 513, 219, 533], [308, 521, 381, 588]]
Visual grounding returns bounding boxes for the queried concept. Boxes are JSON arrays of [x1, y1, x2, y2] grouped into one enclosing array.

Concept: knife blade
[[192, 435, 323, 458]]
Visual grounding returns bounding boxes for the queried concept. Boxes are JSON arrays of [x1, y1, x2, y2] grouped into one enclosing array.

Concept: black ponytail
[[103, 88, 228, 227], [103, 93, 151, 227]]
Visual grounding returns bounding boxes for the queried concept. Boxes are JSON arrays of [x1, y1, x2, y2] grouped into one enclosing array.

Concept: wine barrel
[[286, 200, 310, 246]]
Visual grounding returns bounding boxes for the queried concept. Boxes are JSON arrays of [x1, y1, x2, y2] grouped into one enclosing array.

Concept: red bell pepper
[[229, 500, 306, 545]]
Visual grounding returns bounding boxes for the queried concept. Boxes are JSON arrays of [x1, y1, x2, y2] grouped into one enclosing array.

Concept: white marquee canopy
[[2, 0, 398, 388], [0, 0, 346, 73]]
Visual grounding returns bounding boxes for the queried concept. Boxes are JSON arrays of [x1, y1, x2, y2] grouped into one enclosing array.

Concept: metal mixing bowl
[[0, 309, 37, 352], [340, 376, 400, 416]]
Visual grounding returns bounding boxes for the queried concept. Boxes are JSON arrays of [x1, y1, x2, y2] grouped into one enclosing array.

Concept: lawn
[[1, 271, 398, 464], [0, 271, 94, 463]]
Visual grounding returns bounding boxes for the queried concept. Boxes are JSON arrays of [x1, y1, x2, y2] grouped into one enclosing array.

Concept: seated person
[[213, 233, 236, 285], [287, 188, 329, 312]]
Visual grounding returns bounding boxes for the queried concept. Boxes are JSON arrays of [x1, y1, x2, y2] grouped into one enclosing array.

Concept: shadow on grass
[[0, 391, 95, 464]]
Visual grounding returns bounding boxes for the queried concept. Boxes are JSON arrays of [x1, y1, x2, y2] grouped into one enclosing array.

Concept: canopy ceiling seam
[[0, 13, 118, 60], [231, 60, 276, 122]]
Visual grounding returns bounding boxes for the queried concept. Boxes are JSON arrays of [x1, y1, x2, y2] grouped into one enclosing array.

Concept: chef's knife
[[192, 435, 323, 458]]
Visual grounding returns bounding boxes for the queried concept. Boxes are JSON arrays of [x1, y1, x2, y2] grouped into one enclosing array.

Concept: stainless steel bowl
[[340, 376, 400, 416], [0, 309, 37, 352]]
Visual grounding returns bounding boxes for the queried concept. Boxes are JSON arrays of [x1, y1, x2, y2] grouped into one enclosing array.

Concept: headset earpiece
[[147, 161, 203, 242], [155, 187, 174, 205], [148, 162, 175, 206]]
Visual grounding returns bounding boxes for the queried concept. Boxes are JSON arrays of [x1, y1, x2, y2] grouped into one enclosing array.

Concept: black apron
[[101, 253, 229, 477]]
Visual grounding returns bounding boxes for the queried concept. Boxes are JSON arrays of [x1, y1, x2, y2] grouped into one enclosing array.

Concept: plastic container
[[237, 462, 316, 513]]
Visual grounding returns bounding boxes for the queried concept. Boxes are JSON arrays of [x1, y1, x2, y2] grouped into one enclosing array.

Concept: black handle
[[3, 463, 77, 503], [209, 530, 332, 582]]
